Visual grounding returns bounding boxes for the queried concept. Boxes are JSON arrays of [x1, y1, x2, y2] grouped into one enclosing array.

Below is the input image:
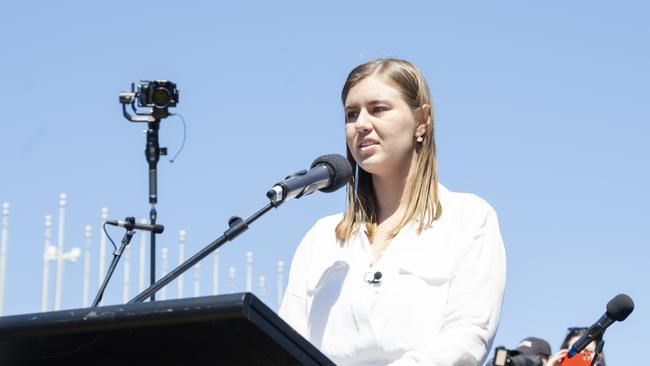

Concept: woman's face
[[344, 75, 425, 179]]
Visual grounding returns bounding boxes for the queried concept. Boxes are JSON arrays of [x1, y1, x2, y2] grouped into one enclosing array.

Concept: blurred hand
[[545, 349, 567, 366]]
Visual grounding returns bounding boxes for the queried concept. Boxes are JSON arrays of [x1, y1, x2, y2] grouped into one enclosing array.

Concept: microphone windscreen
[[311, 154, 352, 193], [606, 293, 634, 321]]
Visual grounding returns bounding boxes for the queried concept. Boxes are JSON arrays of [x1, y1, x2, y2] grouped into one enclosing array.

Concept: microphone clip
[[121, 217, 137, 231], [105, 217, 165, 233], [364, 271, 382, 285]]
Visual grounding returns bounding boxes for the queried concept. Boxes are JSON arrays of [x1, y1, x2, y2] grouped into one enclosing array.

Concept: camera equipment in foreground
[[119, 80, 179, 301], [491, 347, 544, 366], [129, 154, 351, 304]]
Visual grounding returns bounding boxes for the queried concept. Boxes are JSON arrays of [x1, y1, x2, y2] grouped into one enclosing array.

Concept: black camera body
[[119, 80, 178, 123], [137, 80, 179, 109], [492, 346, 544, 366]]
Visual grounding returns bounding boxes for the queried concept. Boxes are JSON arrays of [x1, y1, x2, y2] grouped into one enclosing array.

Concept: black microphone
[[105, 217, 165, 234], [567, 293, 634, 357], [267, 154, 352, 204]]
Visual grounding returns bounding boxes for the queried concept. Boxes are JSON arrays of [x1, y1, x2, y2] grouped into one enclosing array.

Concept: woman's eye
[[346, 111, 359, 121], [373, 106, 387, 114]]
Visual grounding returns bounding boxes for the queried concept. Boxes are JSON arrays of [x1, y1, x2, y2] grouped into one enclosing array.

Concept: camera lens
[[152, 87, 171, 108]]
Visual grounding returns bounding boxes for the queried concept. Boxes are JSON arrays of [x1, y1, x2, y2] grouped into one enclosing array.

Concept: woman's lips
[[358, 138, 379, 147], [358, 140, 378, 153]]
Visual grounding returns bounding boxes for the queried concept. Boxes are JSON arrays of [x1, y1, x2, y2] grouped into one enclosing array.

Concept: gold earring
[[416, 136, 423, 143]]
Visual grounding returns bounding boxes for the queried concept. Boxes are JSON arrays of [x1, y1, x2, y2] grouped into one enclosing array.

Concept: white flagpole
[[258, 275, 266, 302], [138, 218, 146, 292], [53, 194, 67, 311], [160, 247, 168, 300], [276, 261, 285, 311], [0, 203, 10, 315], [53, 193, 80, 310], [122, 243, 131, 303], [193, 262, 201, 297], [82, 225, 92, 307], [177, 230, 186, 299], [246, 251, 253, 292], [228, 267, 236, 293], [212, 249, 220, 295], [98, 207, 108, 288], [41, 214, 55, 312]]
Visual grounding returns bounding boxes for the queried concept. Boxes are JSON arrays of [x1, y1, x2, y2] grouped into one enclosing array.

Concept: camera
[[119, 80, 179, 123], [492, 347, 544, 366], [136, 80, 178, 109]]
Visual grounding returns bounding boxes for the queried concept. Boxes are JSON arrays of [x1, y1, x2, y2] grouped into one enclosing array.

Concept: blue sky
[[0, 1, 648, 363]]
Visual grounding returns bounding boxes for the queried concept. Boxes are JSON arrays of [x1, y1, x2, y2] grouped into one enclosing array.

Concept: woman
[[279, 59, 506, 366]]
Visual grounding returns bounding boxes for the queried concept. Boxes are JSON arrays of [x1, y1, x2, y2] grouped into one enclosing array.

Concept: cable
[[168, 113, 187, 163], [102, 222, 118, 251]]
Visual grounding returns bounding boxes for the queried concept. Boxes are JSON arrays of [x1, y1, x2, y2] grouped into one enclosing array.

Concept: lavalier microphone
[[364, 271, 382, 284]]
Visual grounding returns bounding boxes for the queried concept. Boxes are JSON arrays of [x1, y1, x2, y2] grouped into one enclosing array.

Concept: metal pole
[[54, 194, 67, 311], [246, 251, 253, 292], [177, 230, 186, 298], [98, 207, 108, 288], [212, 249, 220, 295], [193, 262, 201, 297], [122, 243, 131, 303], [259, 275, 266, 302], [138, 218, 146, 292], [145, 120, 162, 303], [41, 215, 54, 312], [82, 225, 92, 307], [277, 261, 285, 311], [0, 203, 10, 315], [228, 267, 236, 293], [160, 247, 168, 300]]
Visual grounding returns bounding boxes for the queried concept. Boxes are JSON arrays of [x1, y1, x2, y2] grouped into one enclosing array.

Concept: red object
[[560, 351, 594, 366]]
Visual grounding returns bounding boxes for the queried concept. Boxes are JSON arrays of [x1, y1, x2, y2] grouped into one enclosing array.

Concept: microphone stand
[[129, 202, 277, 304], [93, 219, 137, 307], [589, 339, 604, 366]]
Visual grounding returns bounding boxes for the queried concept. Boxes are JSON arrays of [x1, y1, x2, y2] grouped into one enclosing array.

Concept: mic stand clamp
[[589, 339, 605, 366], [92, 218, 137, 307]]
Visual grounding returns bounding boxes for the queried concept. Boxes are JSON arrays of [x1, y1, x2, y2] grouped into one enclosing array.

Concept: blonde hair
[[335, 59, 442, 242]]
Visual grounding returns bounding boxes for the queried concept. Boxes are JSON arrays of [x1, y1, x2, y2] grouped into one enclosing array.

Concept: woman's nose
[[354, 110, 373, 131]]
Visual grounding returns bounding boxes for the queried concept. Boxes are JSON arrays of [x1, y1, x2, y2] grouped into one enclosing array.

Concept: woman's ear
[[418, 104, 432, 122], [415, 123, 428, 139], [416, 104, 432, 132]]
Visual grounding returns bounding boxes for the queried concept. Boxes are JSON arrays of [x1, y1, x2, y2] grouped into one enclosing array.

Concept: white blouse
[[279, 185, 506, 366]]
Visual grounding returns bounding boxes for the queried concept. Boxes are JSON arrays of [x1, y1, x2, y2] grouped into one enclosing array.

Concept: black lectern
[[0, 293, 334, 366]]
